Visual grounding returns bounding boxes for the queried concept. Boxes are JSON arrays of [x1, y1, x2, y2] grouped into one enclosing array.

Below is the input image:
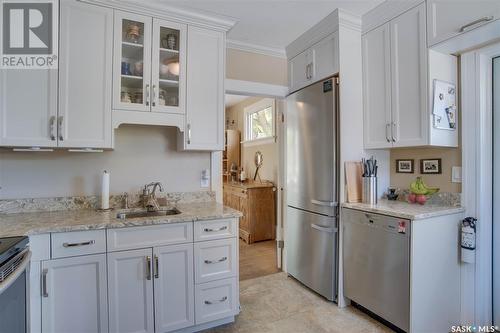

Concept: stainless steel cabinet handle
[[152, 85, 156, 107], [187, 124, 192, 145], [385, 123, 391, 143], [57, 116, 64, 141], [63, 240, 95, 248], [311, 199, 337, 207], [41, 269, 48, 297], [49, 116, 56, 141], [204, 296, 227, 305], [154, 255, 159, 279], [308, 62, 313, 79], [204, 226, 228, 232], [391, 122, 397, 142], [204, 257, 227, 264], [311, 223, 337, 234], [146, 256, 152, 280], [459, 16, 494, 32], [305, 64, 309, 80], [145, 84, 150, 106]]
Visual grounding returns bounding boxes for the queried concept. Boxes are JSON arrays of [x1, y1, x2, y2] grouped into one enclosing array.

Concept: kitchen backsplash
[[390, 147, 462, 193], [0, 191, 215, 214]]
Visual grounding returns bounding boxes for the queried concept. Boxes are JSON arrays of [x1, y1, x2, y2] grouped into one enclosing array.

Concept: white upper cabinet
[[362, 2, 458, 149], [390, 3, 427, 147], [180, 26, 224, 151], [311, 33, 339, 83], [151, 19, 187, 114], [59, 0, 113, 148], [154, 243, 195, 332], [288, 49, 313, 93], [113, 12, 153, 113], [427, 0, 500, 47], [288, 32, 339, 93], [113, 12, 187, 116], [0, 69, 58, 147], [41, 254, 108, 333], [362, 23, 392, 149]]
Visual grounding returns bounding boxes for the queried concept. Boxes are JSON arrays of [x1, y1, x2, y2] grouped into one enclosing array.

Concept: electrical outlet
[[201, 169, 210, 188], [451, 166, 462, 183]]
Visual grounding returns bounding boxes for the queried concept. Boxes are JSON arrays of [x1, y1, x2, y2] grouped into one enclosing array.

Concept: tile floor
[[204, 272, 394, 333]]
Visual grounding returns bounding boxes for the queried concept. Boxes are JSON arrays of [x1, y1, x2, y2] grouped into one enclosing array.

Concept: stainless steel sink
[[116, 208, 181, 219]]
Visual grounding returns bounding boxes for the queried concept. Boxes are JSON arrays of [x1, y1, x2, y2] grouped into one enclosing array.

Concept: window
[[244, 98, 275, 145]]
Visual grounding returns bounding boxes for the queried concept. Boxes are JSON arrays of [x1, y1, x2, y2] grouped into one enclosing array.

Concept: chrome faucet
[[142, 182, 164, 212]]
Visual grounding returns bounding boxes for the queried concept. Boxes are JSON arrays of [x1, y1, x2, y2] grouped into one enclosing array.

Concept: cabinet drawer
[[51, 230, 106, 259], [194, 219, 238, 242], [194, 238, 237, 284], [195, 277, 239, 324], [107, 222, 193, 252]]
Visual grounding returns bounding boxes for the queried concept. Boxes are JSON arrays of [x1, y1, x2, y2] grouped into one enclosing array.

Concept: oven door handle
[[0, 250, 31, 296]]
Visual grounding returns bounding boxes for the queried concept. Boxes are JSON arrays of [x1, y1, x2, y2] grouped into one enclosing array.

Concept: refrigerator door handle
[[311, 199, 337, 207], [311, 223, 337, 233]]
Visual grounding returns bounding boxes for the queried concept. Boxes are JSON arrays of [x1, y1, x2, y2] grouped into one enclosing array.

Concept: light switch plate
[[201, 169, 210, 188], [452, 166, 462, 183]]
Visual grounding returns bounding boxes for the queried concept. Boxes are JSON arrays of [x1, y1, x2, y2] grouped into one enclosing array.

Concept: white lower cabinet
[[35, 219, 239, 333], [195, 277, 239, 325], [107, 248, 155, 333], [154, 244, 195, 332], [41, 254, 108, 333]]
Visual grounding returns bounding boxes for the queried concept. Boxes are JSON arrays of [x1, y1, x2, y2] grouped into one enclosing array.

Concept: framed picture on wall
[[396, 159, 414, 173], [420, 158, 442, 174]]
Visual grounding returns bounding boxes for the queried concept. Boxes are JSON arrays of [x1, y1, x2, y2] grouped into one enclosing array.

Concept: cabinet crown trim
[[80, 0, 237, 31]]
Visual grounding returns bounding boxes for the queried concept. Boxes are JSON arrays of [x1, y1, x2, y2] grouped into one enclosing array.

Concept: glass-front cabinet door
[[151, 19, 186, 114], [113, 12, 152, 112]]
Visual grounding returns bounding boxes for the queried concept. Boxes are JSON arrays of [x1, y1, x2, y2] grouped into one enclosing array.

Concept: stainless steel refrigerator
[[286, 76, 339, 301]]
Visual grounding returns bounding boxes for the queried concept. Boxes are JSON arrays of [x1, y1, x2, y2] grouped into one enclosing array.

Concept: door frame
[[221, 78, 288, 269], [460, 42, 500, 326]]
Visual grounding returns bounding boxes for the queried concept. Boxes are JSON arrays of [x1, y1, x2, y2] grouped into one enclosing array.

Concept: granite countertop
[[342, 199, 465, 220], [223, 180, 275, 189], [0, 202, 242, 238]]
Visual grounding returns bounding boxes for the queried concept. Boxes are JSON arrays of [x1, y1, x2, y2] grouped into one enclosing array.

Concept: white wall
[[0, 126, 211, 199]]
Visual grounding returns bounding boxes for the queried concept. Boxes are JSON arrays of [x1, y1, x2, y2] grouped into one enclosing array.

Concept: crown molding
[[226, 39, 287, 59], [79, 0, 237, 31], [338, 9, 362, 32]]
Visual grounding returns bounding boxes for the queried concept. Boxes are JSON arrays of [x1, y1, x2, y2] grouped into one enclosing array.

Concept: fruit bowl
[[408, 177, 439, 205]]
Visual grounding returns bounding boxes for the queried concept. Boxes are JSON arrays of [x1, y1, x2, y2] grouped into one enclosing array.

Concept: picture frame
[[420, 158, 442, 174], [396, 159, 414, 173]]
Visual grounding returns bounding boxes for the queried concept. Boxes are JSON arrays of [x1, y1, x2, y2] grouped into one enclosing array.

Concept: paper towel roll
[[101, 170, 110, 210]]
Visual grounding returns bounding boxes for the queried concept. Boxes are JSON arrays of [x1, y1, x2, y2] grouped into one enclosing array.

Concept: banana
[[410, 177, 439, 195]]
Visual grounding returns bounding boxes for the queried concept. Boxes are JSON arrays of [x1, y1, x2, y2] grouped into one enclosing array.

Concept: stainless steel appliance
[[286, 77, 339, 301], [342, 208, 410, 332], [0, 236, 31, 333]]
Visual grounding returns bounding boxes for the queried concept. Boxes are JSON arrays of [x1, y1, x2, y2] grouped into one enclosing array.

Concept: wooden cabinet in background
[[223, 181, 275, 244]]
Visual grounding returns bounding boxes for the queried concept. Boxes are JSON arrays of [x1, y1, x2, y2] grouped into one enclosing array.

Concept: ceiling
[[143, 0, 384, 54], [225, 94, 249, 107]]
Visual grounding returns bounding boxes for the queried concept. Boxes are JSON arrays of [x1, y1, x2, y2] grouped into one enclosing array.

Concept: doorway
[[493, 56, 500, 325], [223, 93, 284, 281]]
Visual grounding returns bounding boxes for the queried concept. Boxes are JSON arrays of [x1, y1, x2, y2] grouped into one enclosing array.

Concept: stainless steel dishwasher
[[342, 208, 410, 332]]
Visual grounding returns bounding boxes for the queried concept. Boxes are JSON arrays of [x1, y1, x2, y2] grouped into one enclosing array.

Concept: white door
[[58, 0, 112, 148], [493, 56, 500, 326], [390, 3, 427, 147], [41, 254, 108, 333], [151, 18, 186, 114], [108, 249, 154, 333], [0, 68, 58, 147], [153, 243, 194, 332], [288, 49, 312, 93], [113, 11, 152, 112], [183, 26, 224, 150], [311, 33, 339, 81], [427, 0, 500, 46], [362, 23, 393, 149]]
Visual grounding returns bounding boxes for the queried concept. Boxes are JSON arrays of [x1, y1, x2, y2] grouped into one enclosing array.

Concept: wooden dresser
[[223, 181, 276, 244]]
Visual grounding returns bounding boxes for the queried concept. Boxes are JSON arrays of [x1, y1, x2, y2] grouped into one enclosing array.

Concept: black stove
[[0, 236, 28, 267]]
